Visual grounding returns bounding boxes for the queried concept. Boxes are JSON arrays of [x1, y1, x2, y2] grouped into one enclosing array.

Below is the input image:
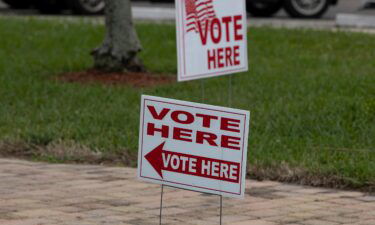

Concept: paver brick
[[359, 219, 375, 225], [324, 215, 361, 224], [232, 219, 277, 225], [302, 219, 340, 225]]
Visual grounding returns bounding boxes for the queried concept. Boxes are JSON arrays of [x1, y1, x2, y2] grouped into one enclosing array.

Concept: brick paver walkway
[[0, 158, 374, 225]]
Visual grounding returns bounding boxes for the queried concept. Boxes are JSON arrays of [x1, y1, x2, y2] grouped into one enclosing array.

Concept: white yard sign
[[176, 0, 248, 81], [138, 95, 250, 198]]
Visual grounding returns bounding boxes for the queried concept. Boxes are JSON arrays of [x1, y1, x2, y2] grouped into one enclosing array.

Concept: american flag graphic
[[185, 0, 217, 33]]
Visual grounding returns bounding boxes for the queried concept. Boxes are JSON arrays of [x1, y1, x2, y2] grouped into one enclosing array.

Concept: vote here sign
[[176, 0, 248, 81], [138, 95, 250, 198]]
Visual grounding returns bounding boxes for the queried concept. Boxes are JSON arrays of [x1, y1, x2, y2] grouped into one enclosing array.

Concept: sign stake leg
[[201, 80, 205, 103], [159, 184, 164, 225], [220, 195, 223, 225], [228, 75, 233, 107]]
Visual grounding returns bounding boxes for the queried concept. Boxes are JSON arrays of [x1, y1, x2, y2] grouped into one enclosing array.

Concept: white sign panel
[[176, 0, 248, 81], [138, 95, 250, 198]]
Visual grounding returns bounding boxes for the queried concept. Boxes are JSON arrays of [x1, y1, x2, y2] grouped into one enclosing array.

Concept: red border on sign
[[178, 0, 248, 81], [140, 97, 247, 196]]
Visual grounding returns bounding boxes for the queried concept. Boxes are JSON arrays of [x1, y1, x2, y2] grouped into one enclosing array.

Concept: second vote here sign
[[138, 95, 250, 198], [176, 0, 248, 81]]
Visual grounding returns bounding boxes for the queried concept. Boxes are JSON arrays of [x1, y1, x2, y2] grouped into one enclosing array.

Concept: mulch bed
[[57, 69, 175, 88]]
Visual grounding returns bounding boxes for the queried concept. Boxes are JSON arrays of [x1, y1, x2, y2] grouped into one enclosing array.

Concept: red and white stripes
[[185, 0, 217, 33]]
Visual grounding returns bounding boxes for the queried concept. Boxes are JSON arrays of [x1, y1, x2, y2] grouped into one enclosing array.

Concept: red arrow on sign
[[144, 142, 166, 178], [144, 142, 240, 183]]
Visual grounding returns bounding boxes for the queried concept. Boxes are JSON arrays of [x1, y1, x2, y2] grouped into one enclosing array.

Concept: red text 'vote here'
[[163, 151, 239, 183], [196, 15, 244, 70], [145, 142, 240, 183], [146, 105, 243, 151]]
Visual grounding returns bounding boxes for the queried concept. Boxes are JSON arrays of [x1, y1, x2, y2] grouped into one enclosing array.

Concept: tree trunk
[[92, 0, 144, 72]]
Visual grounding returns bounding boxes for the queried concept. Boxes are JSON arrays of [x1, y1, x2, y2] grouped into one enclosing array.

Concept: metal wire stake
[[159, 184, 164, 225], [201, 79, 205, 103], [220, 195, 223, 225], [228, 75, 233, 107]]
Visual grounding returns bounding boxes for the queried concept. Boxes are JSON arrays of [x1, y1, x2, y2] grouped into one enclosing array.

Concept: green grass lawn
[[0, 18, 374, 190]]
